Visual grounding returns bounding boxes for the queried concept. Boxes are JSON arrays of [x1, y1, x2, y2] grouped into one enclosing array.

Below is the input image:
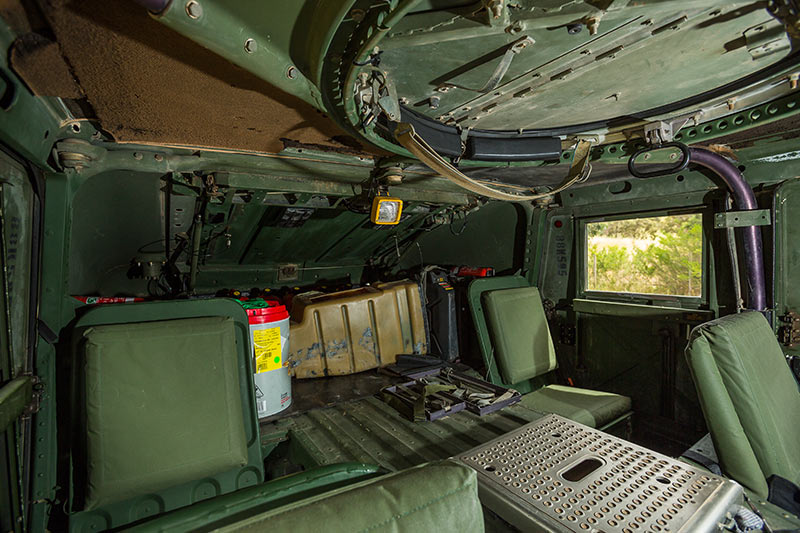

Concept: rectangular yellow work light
[[371, 196, 403, 225]]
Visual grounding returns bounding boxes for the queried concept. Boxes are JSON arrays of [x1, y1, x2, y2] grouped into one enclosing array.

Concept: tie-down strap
[[394, 122, 592, 202]]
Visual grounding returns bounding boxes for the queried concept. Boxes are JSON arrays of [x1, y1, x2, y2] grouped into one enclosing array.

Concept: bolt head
[[185, 0, 202, 19], [350, 8, 366, 22], [286, 66, 298, 79], [244, 38, 257, 53]]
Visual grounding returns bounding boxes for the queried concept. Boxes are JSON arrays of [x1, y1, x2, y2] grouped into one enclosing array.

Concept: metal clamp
[[713, 209, 771, 229]]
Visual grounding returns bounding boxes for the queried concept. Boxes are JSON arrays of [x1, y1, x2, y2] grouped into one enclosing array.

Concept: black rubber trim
[[392, 107, 562, 161], [466, 135, 561, 161], [398, 108, 462, 158]]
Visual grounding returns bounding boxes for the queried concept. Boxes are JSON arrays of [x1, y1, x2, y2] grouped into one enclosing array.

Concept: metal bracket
[[743, 21, 791, 59], [779, 310, 800, 348], [643, 115, 695, 145], [713, 209, 771, 229], [376, 75, 401, 122], [276, 263, 300, 282]]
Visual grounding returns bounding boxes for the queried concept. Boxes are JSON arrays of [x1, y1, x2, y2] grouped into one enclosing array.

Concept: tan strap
[[395, 122, 592, 202]]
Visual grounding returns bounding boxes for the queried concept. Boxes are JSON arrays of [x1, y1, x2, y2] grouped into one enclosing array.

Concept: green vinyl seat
[[685, 312, 800, 499], [67, 299, 264, 532], [468, 277, 631, 429], [134, 460, 484, 533], [518, 384, 632, 429]]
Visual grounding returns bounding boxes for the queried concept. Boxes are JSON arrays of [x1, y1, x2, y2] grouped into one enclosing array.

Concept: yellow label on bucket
[[253, 327, 282, 373]]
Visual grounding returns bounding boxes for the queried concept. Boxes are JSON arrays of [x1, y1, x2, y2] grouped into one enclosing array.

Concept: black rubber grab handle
[[627, 142, 690, 178]]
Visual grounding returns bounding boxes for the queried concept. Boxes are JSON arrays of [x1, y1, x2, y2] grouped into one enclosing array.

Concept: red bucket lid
[[246, 304, 288, 324]]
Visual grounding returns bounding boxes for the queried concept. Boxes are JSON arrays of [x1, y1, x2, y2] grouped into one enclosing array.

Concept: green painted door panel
[[0, 151, 34, 375], [0, 150, 35, 532], [774, 178, 800, 355], [68, 171, 164, 295]]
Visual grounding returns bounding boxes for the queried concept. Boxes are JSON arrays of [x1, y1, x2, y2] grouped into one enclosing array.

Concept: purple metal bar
[[689, 147, 766, 312]]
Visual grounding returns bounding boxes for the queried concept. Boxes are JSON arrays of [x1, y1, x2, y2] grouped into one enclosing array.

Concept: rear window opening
[[585, 213, 703, 297]]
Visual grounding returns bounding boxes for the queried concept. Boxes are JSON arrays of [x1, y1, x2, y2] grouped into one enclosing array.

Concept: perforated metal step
[[459, 414, 742, 533]]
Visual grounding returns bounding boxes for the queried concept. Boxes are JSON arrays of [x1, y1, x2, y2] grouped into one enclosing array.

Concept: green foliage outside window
[[586, 214, 702, 296]]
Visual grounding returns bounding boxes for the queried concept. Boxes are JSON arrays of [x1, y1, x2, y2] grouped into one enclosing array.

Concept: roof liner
[[28, 0, 379, 155]]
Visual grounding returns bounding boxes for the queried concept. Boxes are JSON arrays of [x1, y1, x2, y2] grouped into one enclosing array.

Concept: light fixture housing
[[370, 196, 403, 225]]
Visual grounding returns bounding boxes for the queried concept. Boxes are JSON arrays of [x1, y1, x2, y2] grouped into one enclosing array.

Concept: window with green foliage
[[586, 214, 703, 297]]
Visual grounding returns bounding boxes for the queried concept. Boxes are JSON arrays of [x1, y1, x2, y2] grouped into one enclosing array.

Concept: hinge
[[22, 375, 43, 417]]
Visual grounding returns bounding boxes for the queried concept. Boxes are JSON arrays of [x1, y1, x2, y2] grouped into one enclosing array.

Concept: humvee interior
[[2, 1, 800, 531]]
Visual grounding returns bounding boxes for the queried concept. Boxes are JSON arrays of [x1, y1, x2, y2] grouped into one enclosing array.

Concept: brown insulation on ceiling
[[42, 0, 366, 154], [10, 33, 83, 97]]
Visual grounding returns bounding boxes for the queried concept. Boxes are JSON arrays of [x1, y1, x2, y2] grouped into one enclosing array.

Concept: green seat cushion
[[482, 286, 556, 383], [212, 460, 484, 533], [520, 385, 631, 428], [81, 316, 249, 510], [686, 312, 800, 498]]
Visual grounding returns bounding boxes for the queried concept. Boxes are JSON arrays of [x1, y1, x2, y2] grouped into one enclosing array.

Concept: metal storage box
[[288, 281, 427, 378]]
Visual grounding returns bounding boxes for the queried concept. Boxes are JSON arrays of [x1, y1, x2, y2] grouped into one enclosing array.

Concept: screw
[[429, 95, 440, 109], [567, 23, 583, 34], [185, 0, 202, 19], [133, 152, 143, 160], [244, 39, 257, 53], [154, 154, 164, 162], [286, 66, 298, 79]]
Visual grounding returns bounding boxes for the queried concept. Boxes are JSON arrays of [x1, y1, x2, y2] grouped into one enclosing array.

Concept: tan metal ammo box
[[287, 281, 428, 378]]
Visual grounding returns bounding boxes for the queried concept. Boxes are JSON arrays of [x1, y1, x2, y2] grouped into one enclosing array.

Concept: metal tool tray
[[400, 367, 521, 415], [380, 380, 466, 421], [458, 414, 742, 533]]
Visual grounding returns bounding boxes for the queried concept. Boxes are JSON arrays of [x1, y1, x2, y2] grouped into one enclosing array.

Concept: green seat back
[[467, 275, 530, 386], [208, 460, 484, 533], [69, 299, 263, 532], [482, 286, 557, 383], [685, 312, 800, 497]]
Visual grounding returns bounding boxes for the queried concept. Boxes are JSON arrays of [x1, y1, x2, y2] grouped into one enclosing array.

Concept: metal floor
[[261, 394, 546, 472]]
